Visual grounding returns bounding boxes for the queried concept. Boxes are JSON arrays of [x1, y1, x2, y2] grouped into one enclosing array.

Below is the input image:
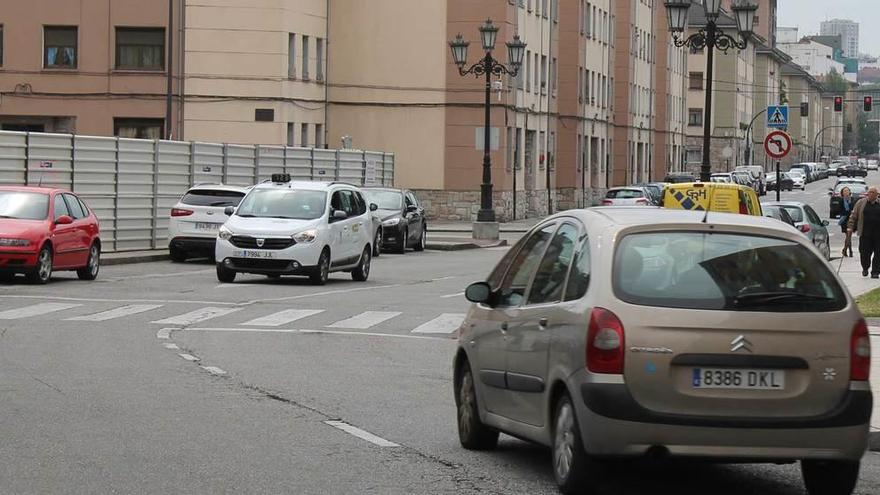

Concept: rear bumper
[[0, 250, 39, 273], [574, 381, 871, 460], [170, 237, 216, 253]]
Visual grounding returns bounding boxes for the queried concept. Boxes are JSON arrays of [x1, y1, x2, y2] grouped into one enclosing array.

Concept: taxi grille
[[230, 236, 295, 250], [229, 258, 292, 270]]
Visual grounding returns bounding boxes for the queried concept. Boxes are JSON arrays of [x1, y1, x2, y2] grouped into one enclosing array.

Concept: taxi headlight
[[0, 238, 31, 247], [382, 217, 401, 227], [218, 227, 233, 241], [293, 229, 318, 244]]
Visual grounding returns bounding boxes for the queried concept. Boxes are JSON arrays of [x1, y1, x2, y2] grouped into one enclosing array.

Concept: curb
[[426, 239, 508, 251], [870, 431, 880, 452], [101, 252, 171, 266], [430, 228, 530, 234]]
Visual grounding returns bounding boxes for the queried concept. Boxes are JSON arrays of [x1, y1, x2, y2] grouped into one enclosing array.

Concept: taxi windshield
[[235, 189, 327, 220], [0, 191, 50, 220]]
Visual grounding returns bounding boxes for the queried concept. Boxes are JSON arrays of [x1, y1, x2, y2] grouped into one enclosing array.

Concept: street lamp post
[[664, 0, 758, 182], [450, 20, 526, 225]]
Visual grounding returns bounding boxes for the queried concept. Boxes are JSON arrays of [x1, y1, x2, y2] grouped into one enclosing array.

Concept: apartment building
[[779, 62, 824, 167], [654, 7, 689, 177], [611, 0, 657, 185], [820, 19, 859, 60], [557, 0, 615, 209], [183, 0, 328, 147], [819, 94, 844, 160], [750, 44, 789, 168], [0, 0, 182, 137]]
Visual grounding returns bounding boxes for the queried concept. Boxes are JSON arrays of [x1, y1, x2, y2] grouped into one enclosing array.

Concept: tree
[[824, 68, 850, 93]]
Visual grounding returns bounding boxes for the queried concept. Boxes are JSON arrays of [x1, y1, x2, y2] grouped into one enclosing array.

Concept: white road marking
[[152, 307, 242, 325], [323, 420, 400, 447], [66, 304, 163, 322], [200, 366, 227, 376], [411, 313, 466, 334], [179, 353, 200, 362], [249, 284, 403, 304], [242, 309, 324, 327], [440, 292, 464, 299], [430, 276, 456, 282], [105, 269, 212, 282], [156, 328, 174, 339], [0, 295, 236, 306], [182, 327, 303, 333], [215, 284, 261, 289], [0, 303, 81, 320], [326, 311, 401, 329], [163, 343, 179, 350], [486, 246, 511, 251], [299, 329, 451, 341]]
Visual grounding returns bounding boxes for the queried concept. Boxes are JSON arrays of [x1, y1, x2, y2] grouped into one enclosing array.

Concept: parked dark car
[[838, 164, 867, 177], [829, 183, 868, 218], [766, 172, 794, 192], [663, 173, 696, 184], [761, 203, 797, 227], [631, 182, 665, 205], [363, 187, 427, 253]]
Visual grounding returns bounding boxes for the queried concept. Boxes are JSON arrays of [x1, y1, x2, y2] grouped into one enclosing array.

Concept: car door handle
[[538, 317, 549, 328]]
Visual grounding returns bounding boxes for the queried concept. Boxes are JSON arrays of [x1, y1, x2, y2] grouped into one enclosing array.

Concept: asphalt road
[[2, 174, 880, 494]]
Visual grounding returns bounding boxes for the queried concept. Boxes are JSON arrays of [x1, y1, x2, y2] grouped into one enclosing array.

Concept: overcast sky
[[777, 0, 879, 56]]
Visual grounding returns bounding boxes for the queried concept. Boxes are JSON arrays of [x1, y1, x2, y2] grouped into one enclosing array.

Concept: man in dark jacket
[[848, 186, 880, 277]]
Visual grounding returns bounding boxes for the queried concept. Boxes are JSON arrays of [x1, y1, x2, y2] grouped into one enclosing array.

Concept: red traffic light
[[865, 96, 874, 112], [834, 96, 843, 112]]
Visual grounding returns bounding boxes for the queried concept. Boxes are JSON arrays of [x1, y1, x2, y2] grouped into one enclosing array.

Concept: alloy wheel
[[554, 402, 576, 482], [38, 249, 52, 282]]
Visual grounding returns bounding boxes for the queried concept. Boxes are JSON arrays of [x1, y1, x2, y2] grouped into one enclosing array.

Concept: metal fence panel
[[0, 131, 393, 252]]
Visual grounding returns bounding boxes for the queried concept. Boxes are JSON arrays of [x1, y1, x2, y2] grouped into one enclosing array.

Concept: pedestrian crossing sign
[[767, 105, 789, 129]]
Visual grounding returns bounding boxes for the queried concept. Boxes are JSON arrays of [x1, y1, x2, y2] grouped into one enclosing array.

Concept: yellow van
[[662, 182, 762, 216]]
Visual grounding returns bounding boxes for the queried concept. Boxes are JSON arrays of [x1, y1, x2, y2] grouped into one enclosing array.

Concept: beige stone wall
[[183, 0, 327, 145]]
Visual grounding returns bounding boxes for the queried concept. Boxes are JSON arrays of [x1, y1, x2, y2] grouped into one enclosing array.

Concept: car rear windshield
[[613, 232, 846, 312], [0, 191, 49, 220], [364, 190, 402, 210], [235, 189, 326, 220], [181, 189, 245, 207], [836, 184, 867, 194], [778, 206, 803, 223], [606, 189, 644, 199]]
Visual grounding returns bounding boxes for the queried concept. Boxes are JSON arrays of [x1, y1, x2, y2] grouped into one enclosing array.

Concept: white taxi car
[[215, 175, 377, 285], [168, 184, 249, 262]]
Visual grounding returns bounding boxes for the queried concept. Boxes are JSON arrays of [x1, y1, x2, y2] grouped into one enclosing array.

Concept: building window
[[540, 55, 547, 92], [689, 72, 703, 90], [315, 124, 324, 148], [301, 35, 310, 80], [115, 28, 165, 70], [301, 123, 309, 147], [287, 123, 295, 146], [525, 51, 531, 92], [114, 118, 163, 139], [288, 34, 296, 78], [686, 148, 702, 164], [688, 109, 703, 127], [44, 26, 78, 69], [316, 38, 324, 81]]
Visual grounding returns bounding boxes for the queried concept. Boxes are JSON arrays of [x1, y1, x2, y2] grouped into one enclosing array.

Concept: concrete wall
[[0, 0, 181, 136]]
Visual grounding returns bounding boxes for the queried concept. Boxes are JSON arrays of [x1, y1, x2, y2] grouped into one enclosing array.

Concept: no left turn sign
[[764, 130, 792, 160]]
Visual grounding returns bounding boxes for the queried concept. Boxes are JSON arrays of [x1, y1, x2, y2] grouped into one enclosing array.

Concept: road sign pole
[[776, 161, 781, 202]]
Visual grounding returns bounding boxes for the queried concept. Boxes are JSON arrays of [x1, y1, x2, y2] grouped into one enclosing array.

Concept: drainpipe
[[324, 0, 330, 148], [166, 0, 174, 139]]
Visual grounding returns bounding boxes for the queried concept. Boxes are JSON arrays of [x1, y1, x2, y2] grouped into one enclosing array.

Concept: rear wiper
[[733, 291, 836, 306], [236, 214, 256, 218]]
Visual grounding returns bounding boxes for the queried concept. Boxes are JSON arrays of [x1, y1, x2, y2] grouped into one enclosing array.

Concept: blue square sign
[[767, 105, 789, 129]]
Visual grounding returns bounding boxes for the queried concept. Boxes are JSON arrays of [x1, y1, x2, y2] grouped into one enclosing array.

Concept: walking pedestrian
[[838, 186, 854, 257], [847, 186, 880, 277]]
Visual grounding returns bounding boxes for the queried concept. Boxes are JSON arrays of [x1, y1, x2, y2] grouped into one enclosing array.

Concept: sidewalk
[[429, 217, 543, 233]]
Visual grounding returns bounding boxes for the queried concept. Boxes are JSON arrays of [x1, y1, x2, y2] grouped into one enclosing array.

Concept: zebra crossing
[[0, 300, 466, 337]]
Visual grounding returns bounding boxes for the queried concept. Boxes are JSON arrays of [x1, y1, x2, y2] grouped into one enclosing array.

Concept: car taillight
[[635, 198, 649, 205], [739, 202, 748, 215], [602, 199, 613, 206], [171, 208, 194, 217], [851, 319, 871, 381], [798, 224, 811, 233], [587, 308, 625, 374]]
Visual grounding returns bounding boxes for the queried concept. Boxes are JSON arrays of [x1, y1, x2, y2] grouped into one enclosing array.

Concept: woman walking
[[839, 186, 855, 257]]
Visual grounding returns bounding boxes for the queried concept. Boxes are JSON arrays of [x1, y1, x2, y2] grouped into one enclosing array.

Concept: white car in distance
[[168, 184, 249, 262]]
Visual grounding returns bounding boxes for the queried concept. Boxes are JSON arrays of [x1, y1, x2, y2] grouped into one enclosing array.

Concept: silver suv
[[454, 208, 871, 495]]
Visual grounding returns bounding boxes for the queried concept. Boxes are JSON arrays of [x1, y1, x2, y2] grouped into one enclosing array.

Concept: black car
[[631, 182, 665, 205], [829, 183, 868, 218], [663, 173, 697, 183], [766, 172, 794, 192], [761, 204, 797, 227], [363, 187, 427, 253], [838, 164, 867, 177]]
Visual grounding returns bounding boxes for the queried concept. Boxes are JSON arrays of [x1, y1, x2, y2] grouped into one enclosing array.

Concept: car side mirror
[[224, 206, 235, 216], [369, 203, 378, 212], [822, 220, 830, 226], [55, 215, 73, 225], [406, 205, 418, 213], [465, 282, 493, 305], [332, 210, 348, 220]]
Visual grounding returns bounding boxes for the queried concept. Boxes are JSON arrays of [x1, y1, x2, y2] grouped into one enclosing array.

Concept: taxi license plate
[[232, 250, 275, 259], [692, 368, 785, 390], [194, 222, 221, 231]]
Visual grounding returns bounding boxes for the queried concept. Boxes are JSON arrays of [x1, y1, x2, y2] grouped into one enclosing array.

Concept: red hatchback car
[[0, 186, 101, 284]]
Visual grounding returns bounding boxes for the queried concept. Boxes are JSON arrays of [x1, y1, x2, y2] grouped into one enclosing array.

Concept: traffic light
[[834, 96, 843, 112], [865, 96, 873, 112]]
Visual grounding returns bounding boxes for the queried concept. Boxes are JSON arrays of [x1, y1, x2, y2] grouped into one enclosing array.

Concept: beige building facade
[[0, 0, 182, 137]]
